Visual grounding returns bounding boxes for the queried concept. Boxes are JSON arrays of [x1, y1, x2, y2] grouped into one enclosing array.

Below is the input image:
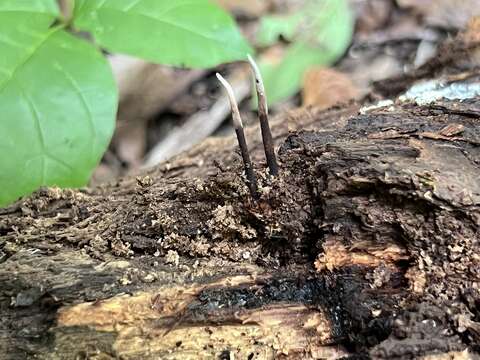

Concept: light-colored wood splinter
[[216, 73, 259, 199], [247, 54, 279, 176]]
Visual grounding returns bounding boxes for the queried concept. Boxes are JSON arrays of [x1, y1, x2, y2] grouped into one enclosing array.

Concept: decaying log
[[1, 95, 480, 359]]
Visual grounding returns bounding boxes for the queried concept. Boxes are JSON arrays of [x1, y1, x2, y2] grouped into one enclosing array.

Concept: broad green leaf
[[73, 0, 253, 68], [258, 0, 354, 105], [0, 0, 59, 17], [0, 13, 117, 207]]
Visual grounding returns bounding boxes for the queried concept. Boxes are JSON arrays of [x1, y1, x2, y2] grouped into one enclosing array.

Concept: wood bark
[[1, 95, 480, 359]]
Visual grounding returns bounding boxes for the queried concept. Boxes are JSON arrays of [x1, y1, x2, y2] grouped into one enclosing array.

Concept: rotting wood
[[1, 94, 480, 358], [54, 275, 345, 359]]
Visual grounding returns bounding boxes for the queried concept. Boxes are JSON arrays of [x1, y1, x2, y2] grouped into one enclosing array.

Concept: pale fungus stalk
[[216, 73, 259, 199], [247, 54, 279, 176]]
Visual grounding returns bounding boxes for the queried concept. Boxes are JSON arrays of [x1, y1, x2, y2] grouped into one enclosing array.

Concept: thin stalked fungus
[[216, 73, 259, 199], [247, 54, 279, 176]]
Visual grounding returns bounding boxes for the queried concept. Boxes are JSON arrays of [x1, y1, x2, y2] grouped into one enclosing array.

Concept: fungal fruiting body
[[216, 73, 259, 199], [247, 55, 279, 177]]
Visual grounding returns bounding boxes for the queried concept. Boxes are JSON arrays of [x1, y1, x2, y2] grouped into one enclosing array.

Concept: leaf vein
[[54, 61, 96, 158], [123, 0, 142, 12], [16, 81, 47, 184], [15, 78, 75, 179], [102, 7, 243, 56], [0, 35, 26, 50], [46, 153, 74, 172], [0, 27, 61, 94]]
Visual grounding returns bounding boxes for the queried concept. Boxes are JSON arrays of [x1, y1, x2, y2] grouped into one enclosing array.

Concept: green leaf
[[0, 12, 117, 207], [257, 13, 303, 47], [0, 0, 59, 17], [258, 0, 354, 105], [73, 0, 253, 68]]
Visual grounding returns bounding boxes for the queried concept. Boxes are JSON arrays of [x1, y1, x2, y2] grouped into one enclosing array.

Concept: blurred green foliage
[[0, 0, 353, 207], [256, 0, 354, 105], [0, 0, 251, 207]]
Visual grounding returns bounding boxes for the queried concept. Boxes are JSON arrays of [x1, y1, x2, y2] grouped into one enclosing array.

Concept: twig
[[216, 73, 259, 199], [247, 54, 279, 176]]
